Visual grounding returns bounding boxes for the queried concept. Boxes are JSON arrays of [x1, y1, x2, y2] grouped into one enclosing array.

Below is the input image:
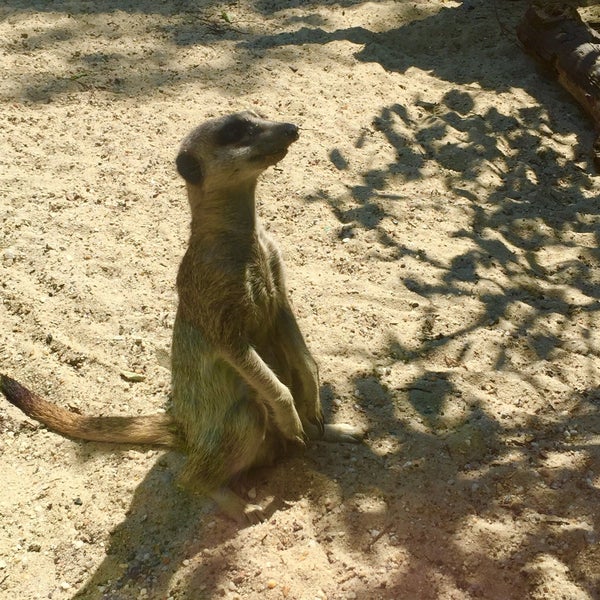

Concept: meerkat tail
[[0, 374, 178, 447]]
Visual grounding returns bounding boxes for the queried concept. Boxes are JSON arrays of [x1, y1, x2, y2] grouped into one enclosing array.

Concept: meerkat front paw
[[271, 388, 306, 443], [276, 408, 306, 444]]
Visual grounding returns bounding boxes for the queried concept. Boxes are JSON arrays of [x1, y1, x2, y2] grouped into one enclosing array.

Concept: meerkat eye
[[217, 119, 248, 146], [246, 123, 260, 137], [217, 117, 262, 146]]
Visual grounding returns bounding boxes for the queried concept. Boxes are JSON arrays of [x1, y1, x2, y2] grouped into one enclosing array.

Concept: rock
[[120, 370, 146, 382]]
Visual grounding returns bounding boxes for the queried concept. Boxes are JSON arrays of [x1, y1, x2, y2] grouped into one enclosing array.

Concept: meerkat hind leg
[[304, 422, 366, 443], [210, 487, 265, 525], [323, 423, 366, 443], [322, 423, 367, 444]]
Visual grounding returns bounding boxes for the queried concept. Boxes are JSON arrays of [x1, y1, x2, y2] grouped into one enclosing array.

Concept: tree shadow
[[63, 361, 599, 598], [223, 2, 600, 596], [307, 362, 600, 598], [245, 1, 596, 159], [4, 1, 600, 597], [2, 0, 388, 102], [2, 0, 246, 101], [289, 3, 600, 359]]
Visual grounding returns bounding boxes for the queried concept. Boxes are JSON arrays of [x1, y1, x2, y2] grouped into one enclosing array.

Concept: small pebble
[[3, 248, 17, 261], [247, 487, 257, 500], [267, 579, 278, 589], [120, 370, 146, 382]]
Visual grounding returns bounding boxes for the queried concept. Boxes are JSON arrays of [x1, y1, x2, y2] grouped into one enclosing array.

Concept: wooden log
[[517, 3, 600, 169]]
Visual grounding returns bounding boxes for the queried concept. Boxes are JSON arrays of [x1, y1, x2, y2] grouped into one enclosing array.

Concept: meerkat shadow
[[70, 450, 242, 600], [69, 457, 327, 600], [71, 382, 364, 599]]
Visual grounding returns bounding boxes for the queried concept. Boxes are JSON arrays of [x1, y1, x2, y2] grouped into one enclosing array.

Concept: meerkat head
[[176, 111, 299, 190]]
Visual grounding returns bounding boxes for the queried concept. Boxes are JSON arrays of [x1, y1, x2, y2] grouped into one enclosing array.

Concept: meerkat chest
[[245, 234, 284, 320]]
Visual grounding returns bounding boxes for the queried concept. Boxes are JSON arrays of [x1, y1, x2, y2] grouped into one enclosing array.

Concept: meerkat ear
[[176, 151, 204, 184]]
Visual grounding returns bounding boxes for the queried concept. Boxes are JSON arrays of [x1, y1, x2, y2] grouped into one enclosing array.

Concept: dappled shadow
[[233, 1, 600, 597], [295, 1, 600, 368], [3, 0, 600, 597], [1, 0, 396, 102], [304, 363, 600, 598], [1, 0, 249, 101], [62, 365, 600, 598], [367, 90, 600, 355], [2, 0, 382, 15]]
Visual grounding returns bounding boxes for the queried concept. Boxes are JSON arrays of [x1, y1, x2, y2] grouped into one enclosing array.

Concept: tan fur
[[1, 111, 365, 523], [0, 375, 178, 446]]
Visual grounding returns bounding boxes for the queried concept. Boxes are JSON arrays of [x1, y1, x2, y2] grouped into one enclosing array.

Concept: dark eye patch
[[216, 116, 259, 146]]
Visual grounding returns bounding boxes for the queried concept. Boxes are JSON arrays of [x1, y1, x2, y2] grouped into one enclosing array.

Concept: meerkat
[[1, 111, 365, 523]]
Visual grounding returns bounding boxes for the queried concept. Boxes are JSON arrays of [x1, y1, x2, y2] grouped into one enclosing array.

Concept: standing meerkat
[[1, 111, 365, 523]]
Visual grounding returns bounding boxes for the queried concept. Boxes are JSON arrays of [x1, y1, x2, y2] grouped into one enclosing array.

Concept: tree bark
[[517, 3, 600, 169]]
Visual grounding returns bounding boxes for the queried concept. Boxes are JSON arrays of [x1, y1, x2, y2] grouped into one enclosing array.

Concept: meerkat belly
[[170, 317, 268, 452]]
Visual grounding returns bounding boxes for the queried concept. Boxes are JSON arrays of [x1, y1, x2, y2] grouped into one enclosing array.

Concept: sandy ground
[[1, 1, 600, 598]]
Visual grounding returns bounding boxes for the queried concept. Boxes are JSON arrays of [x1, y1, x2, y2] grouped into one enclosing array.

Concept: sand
[[1, 1, 599, 598]]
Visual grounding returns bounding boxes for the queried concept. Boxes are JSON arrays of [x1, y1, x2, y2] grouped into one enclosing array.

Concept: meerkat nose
[[283, 123, 299, 141]]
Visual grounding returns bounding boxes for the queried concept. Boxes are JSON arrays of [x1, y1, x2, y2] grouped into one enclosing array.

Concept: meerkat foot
[[210, 488, 265, 524], [322, 423, 366, 443]]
